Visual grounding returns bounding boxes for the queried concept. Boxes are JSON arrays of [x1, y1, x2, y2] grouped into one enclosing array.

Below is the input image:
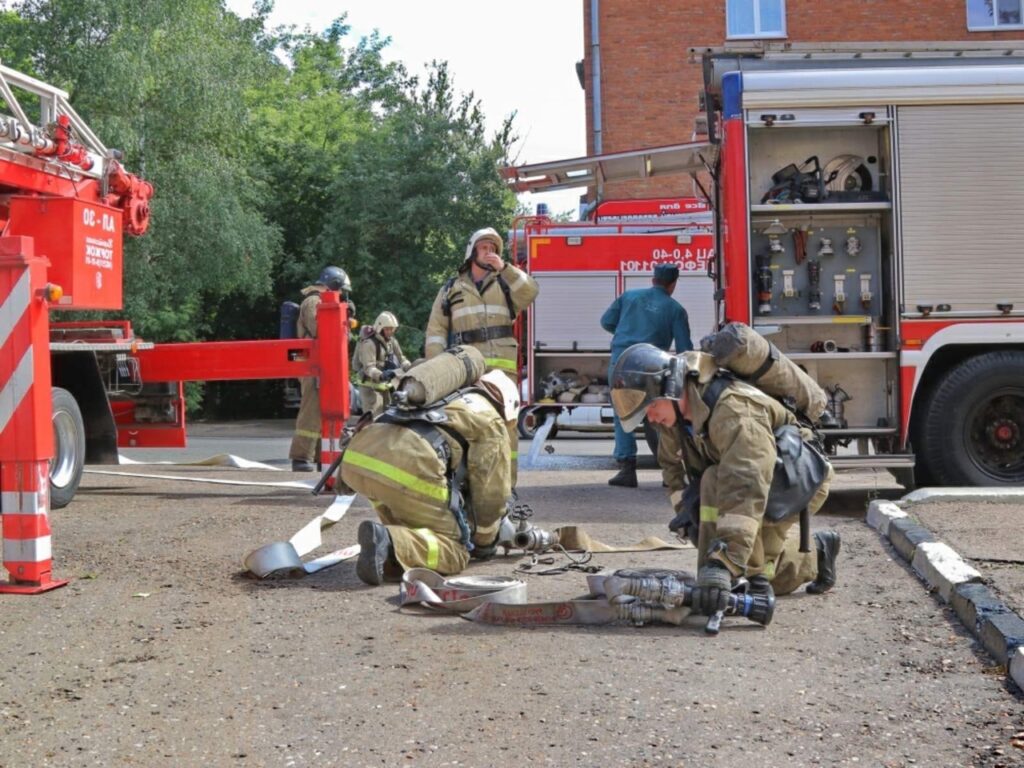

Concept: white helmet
[[373, 311, 399, 333], [477, 370, 520, 421], [464, 227, 504, 262]]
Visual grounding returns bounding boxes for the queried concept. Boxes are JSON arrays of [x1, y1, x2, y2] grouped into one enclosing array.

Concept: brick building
[[580, 0, 1024, 199]]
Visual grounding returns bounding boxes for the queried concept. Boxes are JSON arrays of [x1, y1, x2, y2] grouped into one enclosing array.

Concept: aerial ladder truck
[[0, 63, 349, 593]]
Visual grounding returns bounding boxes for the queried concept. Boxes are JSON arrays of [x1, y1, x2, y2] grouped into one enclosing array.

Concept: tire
[[918, 351, 1024, 486], [50, 387, 86, 509], [517, 407, 558, 439], [643, 418, 660, 456]]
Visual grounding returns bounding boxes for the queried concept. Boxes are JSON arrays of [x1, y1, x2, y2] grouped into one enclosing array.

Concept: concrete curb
[[865, 498, 1024, 688]]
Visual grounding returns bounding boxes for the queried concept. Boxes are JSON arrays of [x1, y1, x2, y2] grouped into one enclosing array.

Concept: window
[[727, 0, 786, 38], [967, 0, 1024, 29]]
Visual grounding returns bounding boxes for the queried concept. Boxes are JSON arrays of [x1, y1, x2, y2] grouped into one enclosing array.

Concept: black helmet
[[318, 265, 352, 295], [610, 344, 687, 430]]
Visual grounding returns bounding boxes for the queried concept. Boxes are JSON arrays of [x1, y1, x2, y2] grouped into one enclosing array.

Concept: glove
[[692, 562, 732, 616], [668, 483, 700, 545], [380, 369, 398, 383]]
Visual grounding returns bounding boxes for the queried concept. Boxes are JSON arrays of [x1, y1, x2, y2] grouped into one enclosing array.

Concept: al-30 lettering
[[82, 207, 117, 232]]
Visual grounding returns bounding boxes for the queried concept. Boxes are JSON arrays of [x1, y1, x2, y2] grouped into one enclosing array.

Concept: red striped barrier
[[0, 237, 68, 594]]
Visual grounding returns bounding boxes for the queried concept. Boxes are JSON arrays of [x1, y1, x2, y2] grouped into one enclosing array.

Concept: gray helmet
[[610, 344, 687, 430], [317, 266, 352, 295]]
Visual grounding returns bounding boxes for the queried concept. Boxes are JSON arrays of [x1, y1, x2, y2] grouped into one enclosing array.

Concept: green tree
[[9, 0, 282, 341], [316, 61, 518, 355]]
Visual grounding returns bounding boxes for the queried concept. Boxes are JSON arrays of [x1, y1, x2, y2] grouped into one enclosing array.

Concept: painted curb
[[868, 496, 1024, 690], [866, 499, 908, 536], [911, 542, 982, 603], [902, 487, 1024, 504], [1011, 647, 1024, 692]]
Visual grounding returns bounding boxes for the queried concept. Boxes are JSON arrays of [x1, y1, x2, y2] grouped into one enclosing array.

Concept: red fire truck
[[0, 63, 349, 591], [510, 196, 714, 445], [508, 44, 1024, 487]]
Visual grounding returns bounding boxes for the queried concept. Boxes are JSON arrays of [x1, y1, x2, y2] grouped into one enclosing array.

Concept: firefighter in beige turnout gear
[[424, 228, 539, 484], [340, 370, 519, 585], [610, 344, 840, 616], [353, 311, 411, 417], [289, 266, 356, 472]]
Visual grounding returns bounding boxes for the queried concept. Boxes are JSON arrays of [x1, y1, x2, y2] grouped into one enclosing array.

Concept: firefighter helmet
[[373, 311, 399, 333], [463, 227, 504, 262], [317, 266, 352, 295], [477, 370, 521, 421], [610, 344, 688, 431]]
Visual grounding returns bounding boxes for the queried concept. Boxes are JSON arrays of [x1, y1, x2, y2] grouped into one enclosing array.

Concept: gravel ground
[[0, 463, 1021, 767]]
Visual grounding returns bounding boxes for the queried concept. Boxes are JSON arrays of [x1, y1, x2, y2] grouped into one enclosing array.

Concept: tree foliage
[[2, 0, 518, 413]]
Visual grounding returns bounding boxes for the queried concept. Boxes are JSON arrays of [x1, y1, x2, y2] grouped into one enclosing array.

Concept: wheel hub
[[968, 391, 1024, 479], [989, 419, 1020, 449]]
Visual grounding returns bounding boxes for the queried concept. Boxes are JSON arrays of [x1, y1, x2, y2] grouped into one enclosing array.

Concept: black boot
[[356, 520, 394, 586], [291, 459, 316, 472], [608, 458, 638, 488], [807, 530, 841, 594]]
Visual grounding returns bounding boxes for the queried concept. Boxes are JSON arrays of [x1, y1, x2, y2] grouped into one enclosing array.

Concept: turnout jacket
[[424, 264, 538, 375], [656, 351, 829, 582], [353, 331, 410, 385], [339, 390, 512, 573]]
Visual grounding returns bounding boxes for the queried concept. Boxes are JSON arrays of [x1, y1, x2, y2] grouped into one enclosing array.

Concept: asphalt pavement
[[1, 421, 1018, 767]]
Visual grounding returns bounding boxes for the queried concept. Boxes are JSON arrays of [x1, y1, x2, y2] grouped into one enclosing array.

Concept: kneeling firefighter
[[353, 311, 411, 417], [339, 348, 519, 585], [610, 343, 841, 616]]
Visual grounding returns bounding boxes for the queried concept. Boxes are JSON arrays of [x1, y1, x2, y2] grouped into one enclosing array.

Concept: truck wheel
[[517, 407, 558, 439], [918, 351, 1024, 486], [50, 387, 86, 509]]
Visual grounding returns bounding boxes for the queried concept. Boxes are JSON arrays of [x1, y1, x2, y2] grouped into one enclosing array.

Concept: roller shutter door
[[898, 105, 1024, 313], [532, 273, 616, 351]]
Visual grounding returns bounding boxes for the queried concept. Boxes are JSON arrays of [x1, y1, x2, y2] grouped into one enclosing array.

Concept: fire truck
[[0, 61, 349, 591], [510, 197, 715, 446], [508, 44, 1024, 487]]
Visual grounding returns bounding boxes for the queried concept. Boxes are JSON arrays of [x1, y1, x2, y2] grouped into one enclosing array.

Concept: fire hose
[[464, 568, 774, 634]]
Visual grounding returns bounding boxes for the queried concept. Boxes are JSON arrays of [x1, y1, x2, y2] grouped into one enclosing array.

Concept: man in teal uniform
[[600, 264, 692, 488]]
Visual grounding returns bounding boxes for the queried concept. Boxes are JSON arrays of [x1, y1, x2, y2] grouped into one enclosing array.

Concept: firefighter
[[353, 311, 411, 417], [340, 370, 519, 585], [609, 343, 841, 614], [424, 227, 539, 483], [600, 264, 692, 488], [288, 266, 356, 472]]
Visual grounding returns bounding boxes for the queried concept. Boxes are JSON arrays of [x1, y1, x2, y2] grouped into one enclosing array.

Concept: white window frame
[[967, 0, 1024, 30], [726, 0, 788, 40]]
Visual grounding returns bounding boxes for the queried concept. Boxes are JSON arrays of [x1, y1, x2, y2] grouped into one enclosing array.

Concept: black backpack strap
[[379, 415, 475, 549], [748, 342, 780, 383], [701, 372, 737, 413], [495, 274, 516, 319], [440, 276, 459, 317]]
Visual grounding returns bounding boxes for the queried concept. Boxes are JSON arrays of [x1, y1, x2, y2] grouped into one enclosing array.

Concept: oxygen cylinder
[[395, 346, 487, 407], [700, 322, 827, 422], [279, 301, 300, 339]]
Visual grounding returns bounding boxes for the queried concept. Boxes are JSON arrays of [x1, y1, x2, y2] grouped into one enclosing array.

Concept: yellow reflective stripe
[[416, 528, 440, 570], [344, 450, 449, 501], [510, 451, 518, 460], [699, 505, 719, 523], [762, 561, 776, 579], [295, 429, 320, 439], [485, 357, 517, 371]]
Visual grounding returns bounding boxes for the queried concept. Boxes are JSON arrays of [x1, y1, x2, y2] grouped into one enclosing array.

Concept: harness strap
[[701, 372, 737, 413], [378, 413, 475, 550], [748, 342, 780, 383], [452, 325, 514, 345], [441, 274, 516, 321]]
